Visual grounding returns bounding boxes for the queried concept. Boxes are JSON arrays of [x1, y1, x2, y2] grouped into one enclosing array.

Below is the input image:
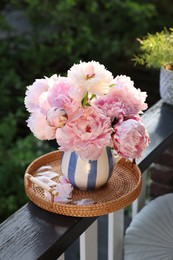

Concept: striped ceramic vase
[[61, 147, 115, 190]]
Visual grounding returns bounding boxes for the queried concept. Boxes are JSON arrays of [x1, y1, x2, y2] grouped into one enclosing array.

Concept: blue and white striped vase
[[61, 147, 116, 190]]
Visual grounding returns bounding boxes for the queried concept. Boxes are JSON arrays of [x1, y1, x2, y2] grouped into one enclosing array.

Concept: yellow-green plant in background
[[134, 28, 173, 70]]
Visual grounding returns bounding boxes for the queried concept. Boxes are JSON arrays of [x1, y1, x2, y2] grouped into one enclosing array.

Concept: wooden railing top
[[138, 100, 173, 171], [0, 99, 173, 260]]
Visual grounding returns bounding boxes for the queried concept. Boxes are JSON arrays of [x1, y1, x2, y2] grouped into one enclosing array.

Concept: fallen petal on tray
[[37, 165, 53, 172], [36, 171, 59, 178], [44, 190, 72, 204], [59, 176, 71, 184], [73, 198, 96, 205], [55, 183, 74, 198], [54, 197, 72, 204]]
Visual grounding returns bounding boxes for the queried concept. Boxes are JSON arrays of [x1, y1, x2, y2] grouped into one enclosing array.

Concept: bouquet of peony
[[25, 61, 150, 161]]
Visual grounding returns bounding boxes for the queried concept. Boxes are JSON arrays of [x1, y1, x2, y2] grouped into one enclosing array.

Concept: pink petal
[[37, 165, 53, 172], [73, 198, 96, 205], [37, 171, 59, 178]]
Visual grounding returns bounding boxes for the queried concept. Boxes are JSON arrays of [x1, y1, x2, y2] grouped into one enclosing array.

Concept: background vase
[[61, 147, 116, 190], [160, 67, 173, 105]]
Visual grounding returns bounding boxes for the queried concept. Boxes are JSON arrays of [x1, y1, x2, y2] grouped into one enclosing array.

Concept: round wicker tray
[[24, 151, 142, 217]]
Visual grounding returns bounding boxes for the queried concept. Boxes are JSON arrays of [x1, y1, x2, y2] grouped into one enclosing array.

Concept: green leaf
[[90, 94, 96, 100], [82, 92, 89, 107]]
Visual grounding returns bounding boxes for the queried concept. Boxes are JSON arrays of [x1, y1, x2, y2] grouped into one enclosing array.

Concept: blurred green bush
[[0, 0, 172, 222]]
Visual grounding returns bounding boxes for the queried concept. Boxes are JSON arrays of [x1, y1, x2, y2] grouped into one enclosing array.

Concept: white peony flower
[[67, 61, 113, 101]]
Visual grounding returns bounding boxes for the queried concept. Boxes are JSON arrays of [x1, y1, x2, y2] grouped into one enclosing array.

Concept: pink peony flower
[[112, 75, 134, 88], [25, 74, 58, 114], [112, 118, 150, 159], [27, 110, 56, 140], [94, 75, 147, 123], [109, 75, 148, 112], [93, 96, 126, 122], [56, 106, 113, 160], [67, 61, 113, 101], [110, 75, 148, 114], [47, 77, 82, 120]]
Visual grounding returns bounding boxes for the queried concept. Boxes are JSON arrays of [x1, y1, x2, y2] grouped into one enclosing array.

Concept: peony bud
[[46, 107, 68, 128]]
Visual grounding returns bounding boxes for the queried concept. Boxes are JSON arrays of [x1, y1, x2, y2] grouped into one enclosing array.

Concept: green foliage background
[[0, 0, 172, 222]]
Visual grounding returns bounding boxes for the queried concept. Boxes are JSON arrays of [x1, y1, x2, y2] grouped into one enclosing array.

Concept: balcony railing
[[0, 99, 173, 260]]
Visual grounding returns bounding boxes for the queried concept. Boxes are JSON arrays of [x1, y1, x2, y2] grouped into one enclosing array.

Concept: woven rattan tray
[[24, 151, 142, 217]]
